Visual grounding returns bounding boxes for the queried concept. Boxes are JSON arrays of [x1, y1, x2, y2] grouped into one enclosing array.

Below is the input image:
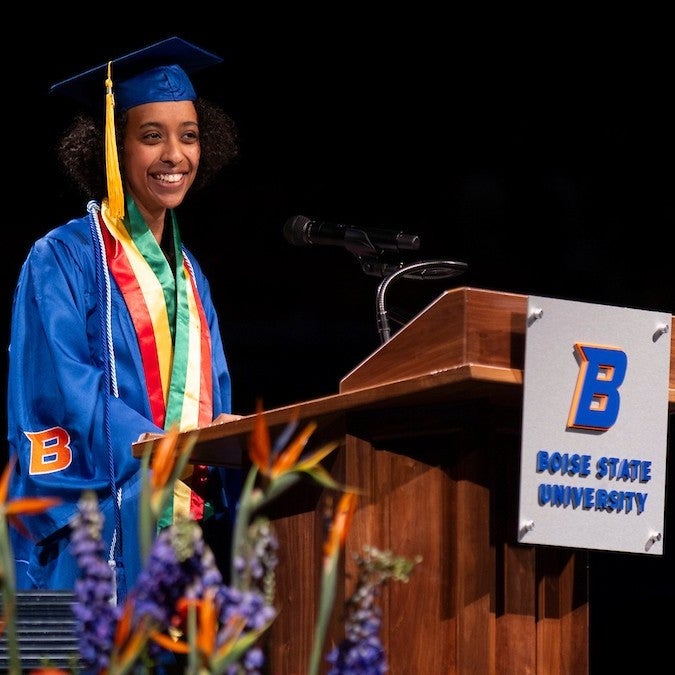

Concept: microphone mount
[[338, 226, 427, 279], [338, 228, 420, 277], [284, 215, 421, 277]]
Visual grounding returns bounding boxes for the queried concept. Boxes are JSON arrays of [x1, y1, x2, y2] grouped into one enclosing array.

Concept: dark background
[[4, 14, 672, 671]]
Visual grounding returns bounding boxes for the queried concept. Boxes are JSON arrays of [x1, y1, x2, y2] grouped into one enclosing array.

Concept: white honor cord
[[107, 486, 123, 605]]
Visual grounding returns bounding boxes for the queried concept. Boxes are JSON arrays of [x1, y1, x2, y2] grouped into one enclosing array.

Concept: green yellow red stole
[[100, 198, 213, 526]]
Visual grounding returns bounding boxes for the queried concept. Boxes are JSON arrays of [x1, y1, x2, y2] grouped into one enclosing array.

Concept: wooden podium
[[134, 287, 675, 674]]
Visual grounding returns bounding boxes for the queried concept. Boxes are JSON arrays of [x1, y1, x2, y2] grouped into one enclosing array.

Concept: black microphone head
[[283, 215, 312, 246]]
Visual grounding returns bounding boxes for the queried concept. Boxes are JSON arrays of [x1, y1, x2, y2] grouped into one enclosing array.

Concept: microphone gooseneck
[[376, 260, 468, 343]]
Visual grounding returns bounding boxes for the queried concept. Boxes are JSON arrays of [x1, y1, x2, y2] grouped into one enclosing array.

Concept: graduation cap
[[50, 36, 223, 110], [50, 36, 223, 220]]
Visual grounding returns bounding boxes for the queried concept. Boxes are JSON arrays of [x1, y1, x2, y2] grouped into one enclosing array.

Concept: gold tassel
[[105, 61, 125, 220]]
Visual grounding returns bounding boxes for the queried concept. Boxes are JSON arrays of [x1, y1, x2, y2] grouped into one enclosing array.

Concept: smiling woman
[[5, 36, 243, 603]]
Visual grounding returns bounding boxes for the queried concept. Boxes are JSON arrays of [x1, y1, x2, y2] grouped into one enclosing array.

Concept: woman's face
[[122, 100, 200, 222]]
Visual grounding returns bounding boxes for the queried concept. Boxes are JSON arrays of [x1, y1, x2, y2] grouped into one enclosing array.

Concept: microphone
[[283, 215, 421, 255]]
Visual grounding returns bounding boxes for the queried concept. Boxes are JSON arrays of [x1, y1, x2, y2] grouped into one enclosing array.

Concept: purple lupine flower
[[133, 519, 224, 625], [233, 516, 279, 606], [220, 517, 278, 675], [325, 581, 387, 675], [216, 586, 276, 636], [183, 529, 224, 599], [131, 518, 226, 666], [70, 491, 122, 672], [218, 588, 275, 674], [233, 517, 279, 580], [132, 526, 186, 626], [133, 517, 276, 674], [325, 546, 420, 675]]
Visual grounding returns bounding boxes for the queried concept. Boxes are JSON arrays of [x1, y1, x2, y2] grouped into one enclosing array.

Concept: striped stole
[[100, 200, 213, 524]]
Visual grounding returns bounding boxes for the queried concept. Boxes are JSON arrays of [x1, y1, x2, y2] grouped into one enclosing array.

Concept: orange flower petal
[[292, 440, 337, 473], [323, 492, 357, 558], [0, 455, 17, 504], [271, 421, 317, 477], [150, 630, 190, 654], [197, 592, 218, 655], [114, 597, 136, 648], [115, 626, 152, 669], [4, 496, 61, 516], [175, 597, 189, 615], [150, 427, 180, 490], [338, 493, 357, 547], [248, 400, 271, 472]]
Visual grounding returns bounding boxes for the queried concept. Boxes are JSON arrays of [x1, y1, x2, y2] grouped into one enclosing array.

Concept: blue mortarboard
[[50, 36, 223, 221], [50, 35, 223, 111]]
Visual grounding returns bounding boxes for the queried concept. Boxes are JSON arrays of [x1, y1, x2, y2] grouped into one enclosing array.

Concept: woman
[[7, 36, 242, 602]]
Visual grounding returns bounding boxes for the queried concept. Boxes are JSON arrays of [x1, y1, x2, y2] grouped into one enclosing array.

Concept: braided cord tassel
[[105, 62, 125, 220]]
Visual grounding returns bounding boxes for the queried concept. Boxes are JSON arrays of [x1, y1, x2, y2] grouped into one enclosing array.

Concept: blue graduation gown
[[6, 205, 235, 600]]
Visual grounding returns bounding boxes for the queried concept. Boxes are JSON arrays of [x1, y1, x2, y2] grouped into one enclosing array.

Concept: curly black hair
[[57, 98, 239, 200]]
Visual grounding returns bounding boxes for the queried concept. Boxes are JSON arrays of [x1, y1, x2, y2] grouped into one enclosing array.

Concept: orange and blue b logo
[[567, 343, 628, 431], [25, 426, 72, 474]]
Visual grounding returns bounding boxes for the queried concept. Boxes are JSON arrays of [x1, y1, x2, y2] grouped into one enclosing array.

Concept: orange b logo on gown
[[26, 426, 72, 474]]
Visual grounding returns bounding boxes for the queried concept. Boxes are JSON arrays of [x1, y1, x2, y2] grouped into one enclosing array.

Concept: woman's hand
[[137, 431, 163, 442], [136, 413, 243, 441], [211, 412, 244, 425]]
